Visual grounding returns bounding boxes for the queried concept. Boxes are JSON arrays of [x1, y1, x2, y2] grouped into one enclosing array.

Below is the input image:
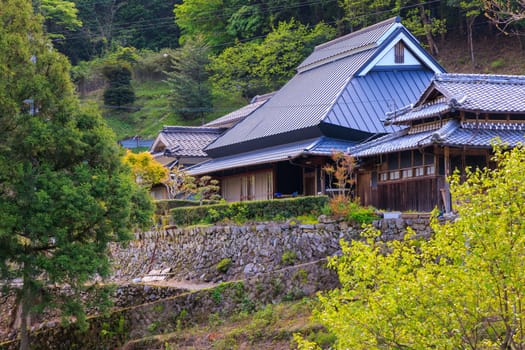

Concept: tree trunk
[[19, 288, 30, 350], [419, 5, 439, 56], [467, 16, 476, 66]]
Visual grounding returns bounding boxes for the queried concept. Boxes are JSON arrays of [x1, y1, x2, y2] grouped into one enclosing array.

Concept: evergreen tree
[[0, 1, 152, 349], [102, 63, 136, 107], [165, 36, 213, 122]]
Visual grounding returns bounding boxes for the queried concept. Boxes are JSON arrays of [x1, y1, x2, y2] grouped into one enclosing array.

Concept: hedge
[[154, 199, 219, 215], [170, 196, 329, 227]]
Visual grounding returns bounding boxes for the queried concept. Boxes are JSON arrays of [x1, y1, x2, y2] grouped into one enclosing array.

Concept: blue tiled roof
[[433, 74, 525, 113], [350, 128, 433, 157], [150, 126, 225, 158], [351, 119, 525, 157], [388, 73, 525, 124], [441, 126, 525, 147], [385, 98, 450, 125]]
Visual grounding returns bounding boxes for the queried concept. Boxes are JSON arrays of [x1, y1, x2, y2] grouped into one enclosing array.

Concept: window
[[389, 170, 400, 180], [395, 41, 405, 64], [402, 169, 413, 178]]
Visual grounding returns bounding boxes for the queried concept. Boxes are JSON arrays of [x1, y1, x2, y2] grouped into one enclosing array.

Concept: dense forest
[[40, 0, 525, 139]]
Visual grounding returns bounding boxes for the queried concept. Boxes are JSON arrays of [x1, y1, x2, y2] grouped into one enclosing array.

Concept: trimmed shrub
[[170, 196, 328, 227], [154, 199, 219, 215]]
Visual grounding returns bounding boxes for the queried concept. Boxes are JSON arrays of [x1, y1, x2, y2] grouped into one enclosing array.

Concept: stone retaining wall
[[1, 260, 339, 350], [110, 216, 433, 283]]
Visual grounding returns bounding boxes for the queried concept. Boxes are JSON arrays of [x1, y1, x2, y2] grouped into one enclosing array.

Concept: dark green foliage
[[344, 202, 377, 225], [102, 64, 135, 106], [210, 20, 335, 99], [165, 37, 212, 121], [170, 196, 328, 226], [0, 2, 153, 346], [174, 0, 341, 50], [103, 86, 135, 106]]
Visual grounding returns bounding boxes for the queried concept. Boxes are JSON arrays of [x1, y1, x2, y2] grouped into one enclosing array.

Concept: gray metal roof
[[324, 69, 435, 133], [205, 49, 378, 153], [187, 138, 321, 176], [298, 17, 400, 72], [204, 92, 274, 128], [205, 18, 444, 159], [388, 73, 525, 124], [150, 126, 225, 158], [188, 137, 358, 175]]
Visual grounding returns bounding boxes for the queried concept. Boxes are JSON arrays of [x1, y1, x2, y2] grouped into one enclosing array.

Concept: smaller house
[[351, 73, 525, 213], [148, 93, 273, 199], [150, 126, 226, 169], [150, 93, 274, 169], [149, 126, 225, 199]]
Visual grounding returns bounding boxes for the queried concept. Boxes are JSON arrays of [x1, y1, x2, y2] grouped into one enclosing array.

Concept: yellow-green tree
[[122, 150, 169, 188], [299, 143, 525, 349]]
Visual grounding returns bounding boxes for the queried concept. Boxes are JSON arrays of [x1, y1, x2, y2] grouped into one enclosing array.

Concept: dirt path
[[139, 278, 217, 291]]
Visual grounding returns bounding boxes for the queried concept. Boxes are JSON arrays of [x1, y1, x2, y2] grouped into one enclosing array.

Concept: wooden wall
[[358, 175, 446, 212]]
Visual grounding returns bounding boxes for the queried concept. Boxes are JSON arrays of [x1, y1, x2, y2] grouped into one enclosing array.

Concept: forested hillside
[[41, 0, 525, 140]]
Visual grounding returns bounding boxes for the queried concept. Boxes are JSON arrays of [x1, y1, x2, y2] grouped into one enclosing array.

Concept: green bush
[[281, 251, 297, 266], [170, 196, 328, 227], [344, 201, 377, 224], [216, 258, 232, 273]]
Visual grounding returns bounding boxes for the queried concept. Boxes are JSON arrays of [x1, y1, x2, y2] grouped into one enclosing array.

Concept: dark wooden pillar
[[442, 146, 452, 213]]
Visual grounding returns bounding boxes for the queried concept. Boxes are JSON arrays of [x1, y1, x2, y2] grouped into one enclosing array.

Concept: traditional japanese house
[[187, 17, 445, 202], [351, 73, 525, 212]]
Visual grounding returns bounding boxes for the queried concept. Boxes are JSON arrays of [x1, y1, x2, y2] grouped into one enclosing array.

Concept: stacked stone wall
[[110, 215, 433, 283]]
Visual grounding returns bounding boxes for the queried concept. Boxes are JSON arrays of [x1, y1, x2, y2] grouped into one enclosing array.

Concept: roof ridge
[[250, 91, 275, 103], [435, 73, 525, 84], [314, 17, 399, 51], [162, 126, 224, 133]]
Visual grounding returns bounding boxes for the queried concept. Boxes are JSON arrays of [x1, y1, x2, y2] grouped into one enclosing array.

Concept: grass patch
[[124, 298, 325, 349]]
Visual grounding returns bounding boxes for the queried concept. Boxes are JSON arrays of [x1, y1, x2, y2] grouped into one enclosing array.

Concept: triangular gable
[[150, 134, 169, 153], [356, 27, 445, 76]]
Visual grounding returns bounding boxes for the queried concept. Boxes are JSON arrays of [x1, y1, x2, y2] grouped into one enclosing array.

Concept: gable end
[[356, 27, 445, 76]]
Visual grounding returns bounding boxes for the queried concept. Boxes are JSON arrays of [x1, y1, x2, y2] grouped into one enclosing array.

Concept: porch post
[[443, 146, 452, 213]]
